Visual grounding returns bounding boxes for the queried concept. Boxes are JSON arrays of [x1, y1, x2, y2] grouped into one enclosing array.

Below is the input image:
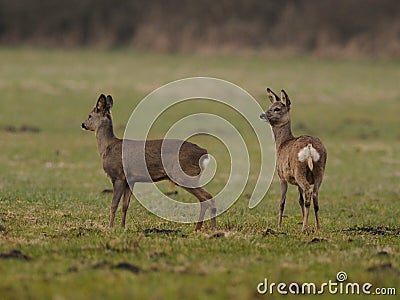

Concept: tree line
[[0, 0, 398, 57]]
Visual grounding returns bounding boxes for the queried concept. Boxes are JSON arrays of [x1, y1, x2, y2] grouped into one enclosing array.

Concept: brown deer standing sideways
[[260, 88, 327, 231], [82, 94, 216, 231]]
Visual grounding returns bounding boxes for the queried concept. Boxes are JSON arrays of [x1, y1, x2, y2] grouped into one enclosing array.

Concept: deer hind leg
[[298, 186, 305, 218], [109, 179, 126, 228], [278, 180, 288, 229], [302, 187, 313, 232], [182, 187, 215, 231], [168, 180, 176, 192], [296, 176, 312, 232], [121, 185, 132, 228], [313, 188, 320, 231], [312, 177, 323, 231], [210, 197, 217, 230]]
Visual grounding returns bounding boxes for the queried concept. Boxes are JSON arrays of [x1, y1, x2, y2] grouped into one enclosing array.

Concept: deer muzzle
[[259, 113, 269, 122]]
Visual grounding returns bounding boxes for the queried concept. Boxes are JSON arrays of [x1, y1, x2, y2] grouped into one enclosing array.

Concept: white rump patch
[[200, 154, 210, 169], [298, 144, 320, 162]]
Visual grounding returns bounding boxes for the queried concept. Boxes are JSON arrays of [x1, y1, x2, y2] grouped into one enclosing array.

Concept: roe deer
[[260, 88, 327, 232], [82, 94, 216, 231]]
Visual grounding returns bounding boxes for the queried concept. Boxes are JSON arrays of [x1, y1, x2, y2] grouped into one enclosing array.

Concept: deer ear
[[280, 89, 291, 107], [106, 95, 113, 110], [96, 94, 107, 110], [266, 88, 280, 103]]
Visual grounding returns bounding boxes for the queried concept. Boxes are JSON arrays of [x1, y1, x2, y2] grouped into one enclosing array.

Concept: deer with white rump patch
[[82, 94, 216, 231], [260, 88, 327, 231]]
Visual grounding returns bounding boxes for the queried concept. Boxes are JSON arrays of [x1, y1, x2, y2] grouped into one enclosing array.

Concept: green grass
[[0, 48, 399, 299]]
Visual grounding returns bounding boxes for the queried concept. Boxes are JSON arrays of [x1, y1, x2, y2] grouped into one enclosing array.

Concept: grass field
[[0, 48, 399, 299]]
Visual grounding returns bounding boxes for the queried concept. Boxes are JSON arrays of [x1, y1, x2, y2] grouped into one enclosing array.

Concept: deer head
[[82, 94, 113, 131], [260, 88, 291, 127]]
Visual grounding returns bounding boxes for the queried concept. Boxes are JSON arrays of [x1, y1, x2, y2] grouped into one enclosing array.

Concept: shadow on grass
[[0, 249, 31, 261], [143, 228, 186, 237], [91, 260, 141, 273], [342, 226, 400, 236]]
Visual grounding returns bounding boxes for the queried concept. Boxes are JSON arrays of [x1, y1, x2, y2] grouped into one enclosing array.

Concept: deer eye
[[274, 108, 281, 112], [88, 115, 92, 119]]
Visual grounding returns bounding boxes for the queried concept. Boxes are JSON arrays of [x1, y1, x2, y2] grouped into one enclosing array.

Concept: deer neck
[[272, 121, 294, 149], [95, 118, 116, 157]]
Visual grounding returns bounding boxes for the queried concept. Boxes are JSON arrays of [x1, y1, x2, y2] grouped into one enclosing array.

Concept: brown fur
[[82, 94, 216, 230], [260, 88, 327, 231]]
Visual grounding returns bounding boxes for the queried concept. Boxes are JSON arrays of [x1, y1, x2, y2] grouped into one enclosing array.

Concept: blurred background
[[1, 0, 399, 58]]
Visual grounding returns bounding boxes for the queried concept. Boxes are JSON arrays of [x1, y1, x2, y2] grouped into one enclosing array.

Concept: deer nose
[[81, 123, 87, 129], [260, 113, 267, 120]]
